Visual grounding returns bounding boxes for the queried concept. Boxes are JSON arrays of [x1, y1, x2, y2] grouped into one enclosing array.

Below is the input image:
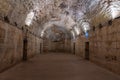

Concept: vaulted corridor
[[0, 53, 120, 80], [0, 0, 120, 79]]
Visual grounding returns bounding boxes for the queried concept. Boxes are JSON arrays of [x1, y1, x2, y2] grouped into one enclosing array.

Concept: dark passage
[[85, 42, 89, 60], [23, 38, 28, 61]]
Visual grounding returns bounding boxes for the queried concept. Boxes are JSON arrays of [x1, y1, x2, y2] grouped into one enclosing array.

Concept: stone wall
[[43, 39, 72, 53], [75, 37, 86, 57], [0, 20, 42, 72], [27, 33, 42, 58], [75, 19, 120, 75]]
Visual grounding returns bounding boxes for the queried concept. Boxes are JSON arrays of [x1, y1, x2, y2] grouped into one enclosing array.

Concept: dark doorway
[[85, 42, 89, 60], [73, 42, 75, 54], [23, 38, 28, 61], [40, 43, 42, 54]]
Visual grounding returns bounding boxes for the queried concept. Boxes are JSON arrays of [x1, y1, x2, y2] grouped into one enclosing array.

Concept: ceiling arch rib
[[0, 0, 120, 41]]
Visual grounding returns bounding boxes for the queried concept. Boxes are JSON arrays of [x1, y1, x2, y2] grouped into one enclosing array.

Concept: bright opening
[[25, 11, 35, 26]]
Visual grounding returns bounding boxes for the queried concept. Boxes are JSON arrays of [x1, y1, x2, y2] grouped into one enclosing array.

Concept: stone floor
[[0, 53, 120, 80]]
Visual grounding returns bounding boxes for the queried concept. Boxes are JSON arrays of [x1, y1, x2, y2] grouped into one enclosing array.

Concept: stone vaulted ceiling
[[0, 0, 120, 41]]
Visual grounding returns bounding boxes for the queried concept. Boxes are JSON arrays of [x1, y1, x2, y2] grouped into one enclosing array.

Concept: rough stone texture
[[75, 19, 120, 75], [43, 39, 72, 53], [0, 0, 73, 34], [0, 0, 120, 76], [27, 33, 42, 58], [0, 20, 23, 72], [0, 20, 42, 72], [1, 0, 118, 38], [75, 37, 86, 57]]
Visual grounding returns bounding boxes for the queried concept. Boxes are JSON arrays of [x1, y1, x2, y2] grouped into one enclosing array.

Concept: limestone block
[[0, 0, 12, 15], [117, 32, 120, 41], [102, 33, 108, 41], [111, 42, 117, 49], [116, 42, 120, 49], [116, 49, 120, 62], [0, 20, 23, 72]]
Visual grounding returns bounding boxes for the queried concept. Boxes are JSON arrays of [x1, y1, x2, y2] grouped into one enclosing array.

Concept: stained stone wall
[[0, 20, 23, 72], [27, 33, 42, 58], [75, 37, 86, 57], [75, 19, 120, 75], [0, 20, 42, 72], [43, 39, 72, 53]]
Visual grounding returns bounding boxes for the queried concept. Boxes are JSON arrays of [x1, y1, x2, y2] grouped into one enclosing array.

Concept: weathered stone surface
[[75, 19, 120, 75], [0, 20, 43, 72], [0, 0, 120, 76], [43, 39, 72, 53]]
